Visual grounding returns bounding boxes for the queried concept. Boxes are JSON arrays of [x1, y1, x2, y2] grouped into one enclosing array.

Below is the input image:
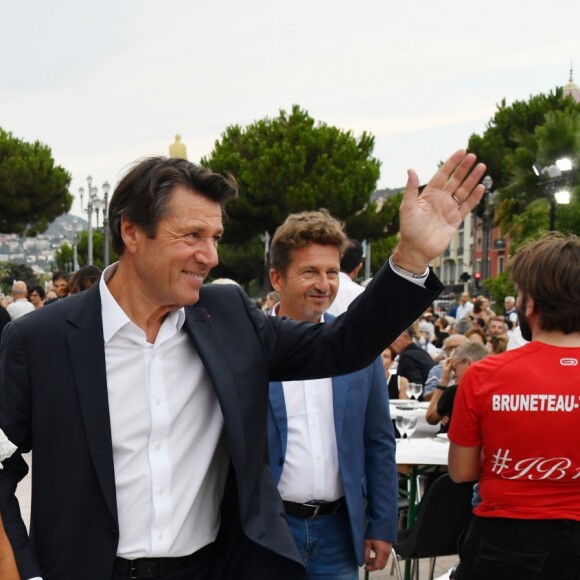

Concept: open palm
[[394, 150, 486, 271]]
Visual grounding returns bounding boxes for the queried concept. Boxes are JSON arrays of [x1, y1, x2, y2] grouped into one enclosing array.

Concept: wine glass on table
[[405, 416, 418, 442], [410, 382, 423, 406], [395, 414, 409, 442]]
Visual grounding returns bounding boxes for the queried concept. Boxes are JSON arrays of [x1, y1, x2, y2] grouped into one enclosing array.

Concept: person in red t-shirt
[[448, 234, 580, 580]]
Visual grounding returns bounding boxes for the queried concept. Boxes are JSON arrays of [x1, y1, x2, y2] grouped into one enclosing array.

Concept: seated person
[[425, 342, 487, 432], [423, 334, 468, 400], [381, 346, 408, 401], [390, 324, 435, 399], [465, 327, 487, 346], [489, 334, 508, 355]]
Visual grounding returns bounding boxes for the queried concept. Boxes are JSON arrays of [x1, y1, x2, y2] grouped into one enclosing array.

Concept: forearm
[[270, 263, 442, 381], [426, 374, 451, 424], [391, 245, 431, 276], [425, 389, 444, 424], [448, 442, 482, 482], [426, 362, 452, 424]]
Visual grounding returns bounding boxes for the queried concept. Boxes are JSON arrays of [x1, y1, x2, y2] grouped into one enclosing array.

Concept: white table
[[396, 435, 449, 467], [396, 436, 449, 517], [396, 437, 450, 580]]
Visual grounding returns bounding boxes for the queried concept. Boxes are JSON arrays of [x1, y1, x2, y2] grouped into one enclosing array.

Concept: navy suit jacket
[[0, 263, 442, 580], [268, 315, 398, 565]]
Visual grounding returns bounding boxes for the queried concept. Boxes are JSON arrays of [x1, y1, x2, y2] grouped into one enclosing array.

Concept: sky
[[2, 0, 579, 219]]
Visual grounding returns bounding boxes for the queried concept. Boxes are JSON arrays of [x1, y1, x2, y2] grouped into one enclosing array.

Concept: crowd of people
[[378, 287, 526, 436], [0, 266, 103, 333], [0, 150, 578, 580]]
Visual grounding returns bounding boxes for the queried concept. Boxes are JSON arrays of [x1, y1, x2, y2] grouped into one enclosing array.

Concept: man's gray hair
[[453, 317, 472, 335], [455, 341, 488, 363]]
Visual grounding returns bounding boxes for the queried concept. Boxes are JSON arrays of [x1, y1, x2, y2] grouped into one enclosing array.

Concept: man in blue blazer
[[0, 152, 485, 579], [267, 210, 397, 579]]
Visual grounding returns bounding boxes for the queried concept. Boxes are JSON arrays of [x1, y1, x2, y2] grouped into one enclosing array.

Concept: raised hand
[[392, 150, 486, 274]]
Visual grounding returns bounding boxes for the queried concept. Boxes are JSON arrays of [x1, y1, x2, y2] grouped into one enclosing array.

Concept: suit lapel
[[331, 374, 349, 443], [268, 381, 287, 455], [182, 307, 245, 466], [65, 285, 118, 523], [322, 313, 349, 442]]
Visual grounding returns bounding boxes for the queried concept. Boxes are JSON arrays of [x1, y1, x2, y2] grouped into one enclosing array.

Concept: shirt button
[[159, 487, 164, 494], [158, 532, 163, 540], [156, 398, 161, 405], [155, 443, 161, 450]]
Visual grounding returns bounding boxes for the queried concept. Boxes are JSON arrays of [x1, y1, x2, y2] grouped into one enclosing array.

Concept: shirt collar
[[99, 262, 186, 343]]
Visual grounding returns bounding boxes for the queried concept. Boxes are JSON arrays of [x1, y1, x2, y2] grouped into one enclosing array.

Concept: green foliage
[[201, 105, 397, 286], [54, 230, 117, 272], [483, 270, 516, 310], [468, 89, 580, 243], [0, 128, 72, 236], [369, 235, 399, 276], [468, 89, 579, 189], [210, 234, 265, 289], [0, 261, 40, 294], [54, 243, 75, 272], [367, 193, 403, 275]]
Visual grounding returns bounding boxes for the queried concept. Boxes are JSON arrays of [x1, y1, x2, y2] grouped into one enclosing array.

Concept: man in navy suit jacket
[[0, 152, 486, 579], [267, 210, 397, 579]]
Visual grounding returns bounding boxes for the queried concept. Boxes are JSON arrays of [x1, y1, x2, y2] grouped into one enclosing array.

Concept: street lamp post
[[79, 175, 96, 266], [261, 230, 270, 267], [79, 176, 110, 267], [72, 218, 81, 271], [102, 181, 111, 268], [481, 175, 493, 282]]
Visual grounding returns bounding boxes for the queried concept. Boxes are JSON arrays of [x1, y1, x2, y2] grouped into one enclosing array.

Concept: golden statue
[[169, 134, 188, 160]]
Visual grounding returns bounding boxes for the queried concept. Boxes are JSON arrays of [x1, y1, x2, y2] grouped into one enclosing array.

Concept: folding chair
[[391, 474, 475, 580]]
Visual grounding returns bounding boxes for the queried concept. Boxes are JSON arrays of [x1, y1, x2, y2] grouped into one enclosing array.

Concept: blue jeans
[[285, 507, 359, 580]]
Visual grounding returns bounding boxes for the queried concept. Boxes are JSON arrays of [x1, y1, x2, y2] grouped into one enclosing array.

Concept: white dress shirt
[[326, 272, 365, 316], [7, 298, 35, 320], [272, 309, 344, 502], [278, 375, 344, 503], [101, 264, 229, 558], [455, 301, 474, 320]]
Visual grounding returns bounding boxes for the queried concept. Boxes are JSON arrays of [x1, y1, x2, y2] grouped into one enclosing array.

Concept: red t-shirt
[[449, 341, 580, 520]]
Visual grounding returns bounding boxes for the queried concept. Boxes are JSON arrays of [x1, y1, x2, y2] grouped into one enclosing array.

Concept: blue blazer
[[268, 314, 398, 565]]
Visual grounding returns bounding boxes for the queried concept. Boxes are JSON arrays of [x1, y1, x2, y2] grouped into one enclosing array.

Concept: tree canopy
[[54, 230, 116, 272], [0, 128, 72, 236], [202, 105, 398, 287], [467, 89, 580, 244], [0, 261, 39, 294]]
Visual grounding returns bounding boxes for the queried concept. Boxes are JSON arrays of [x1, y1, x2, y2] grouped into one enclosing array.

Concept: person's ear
[[525, 297, 536, 317], [269, 269, 284, 293], [120, 216, 142, 254]]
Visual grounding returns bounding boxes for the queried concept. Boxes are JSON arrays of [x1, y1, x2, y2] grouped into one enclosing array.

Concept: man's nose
[[194, 239, 219, 268], [313, 274, 332, 292]]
